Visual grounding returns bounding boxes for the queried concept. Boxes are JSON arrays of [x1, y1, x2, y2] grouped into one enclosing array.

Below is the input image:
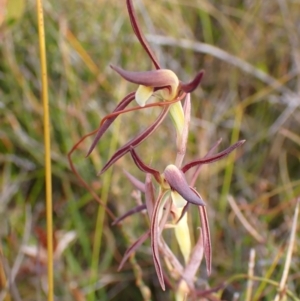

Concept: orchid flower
[[86, 0, 204, 161], [113, 139, 245, 291], [68, 0, 246, 298]]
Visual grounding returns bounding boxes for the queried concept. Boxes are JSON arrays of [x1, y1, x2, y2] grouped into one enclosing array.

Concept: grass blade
[[36, 1, 53, 300]]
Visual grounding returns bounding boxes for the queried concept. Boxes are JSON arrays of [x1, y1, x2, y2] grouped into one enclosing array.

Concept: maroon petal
[[145, 173, 155, 218], [190, 138, 222, 187], [129, 147, 161, 183], [176, 93, 191, 165], [181, 140, 246, 173], [180, 70, 205, 93], [99, 106, 170, 175], [86, 92, 136, 156], [200, 207, 212, 276], [151, 192, 170, 291], [164, 165, 206, 206], [111, 65, 178, 88], [194, 191, 212, 275], [118, 230, 150, 271], [123, 169, 146, 193], [126, 0, 161, 70], [112, 204, 146, 226]]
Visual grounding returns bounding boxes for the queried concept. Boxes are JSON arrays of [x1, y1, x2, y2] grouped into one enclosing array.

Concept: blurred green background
[[0, 0, 299, 300]]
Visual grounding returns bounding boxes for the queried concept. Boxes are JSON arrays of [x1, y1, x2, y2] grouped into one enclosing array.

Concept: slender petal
[[158, 197, 172, 235], [86, 92, 136, 156], [190, 187, 211, 276], [118, 230, 150, 271], [111, 65, 179, 88], [159, 238, 184, 276], [123, 169, 146, 193], [180, 94, 191, 153], [129, 147, 161, 183], [164, 165, 206, 206], [151, 192, 170, 291], [180, 70, 205, 93], [99, 106, 170, 175], [190, 138, 222, 186], [126, 0, 161, 69], [112, 204, 146, 226], [199, 206, 212, 276], [181, 140, 246, 173], [145, 173, 155, 218]]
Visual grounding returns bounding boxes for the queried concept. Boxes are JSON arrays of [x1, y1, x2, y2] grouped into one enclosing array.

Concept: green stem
[[88, 116, 121, 301], [220, 103, 243, 214]]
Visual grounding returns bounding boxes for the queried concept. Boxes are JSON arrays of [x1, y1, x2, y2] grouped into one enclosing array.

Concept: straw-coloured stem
[[36, 0, 53, 300]]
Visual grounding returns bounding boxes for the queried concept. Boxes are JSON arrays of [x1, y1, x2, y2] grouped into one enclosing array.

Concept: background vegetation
[[0, 0, 299, 300]]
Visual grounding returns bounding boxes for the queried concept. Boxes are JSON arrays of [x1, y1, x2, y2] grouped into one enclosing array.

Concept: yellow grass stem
[[36, 1, 54, 300]]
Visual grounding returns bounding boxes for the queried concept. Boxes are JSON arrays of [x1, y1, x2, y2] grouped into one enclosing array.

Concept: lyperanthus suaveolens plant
[[68, 0, 245, 299]]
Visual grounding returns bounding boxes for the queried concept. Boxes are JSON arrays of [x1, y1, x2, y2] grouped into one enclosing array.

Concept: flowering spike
[[126, 0, 161, 69], [180, 70, 205, 93], [181, 140, 246, 173], [164, 165, 206, 206]]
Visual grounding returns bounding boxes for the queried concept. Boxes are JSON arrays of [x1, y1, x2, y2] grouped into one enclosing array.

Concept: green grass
[[0, 0, 299, 300]]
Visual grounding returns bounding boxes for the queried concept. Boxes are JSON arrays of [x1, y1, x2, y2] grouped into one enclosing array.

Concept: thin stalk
[[36, 1, 53, 300], [226, 274, 300, 301], [274, 198, 299, 301], [252, 247, 284, 301]]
